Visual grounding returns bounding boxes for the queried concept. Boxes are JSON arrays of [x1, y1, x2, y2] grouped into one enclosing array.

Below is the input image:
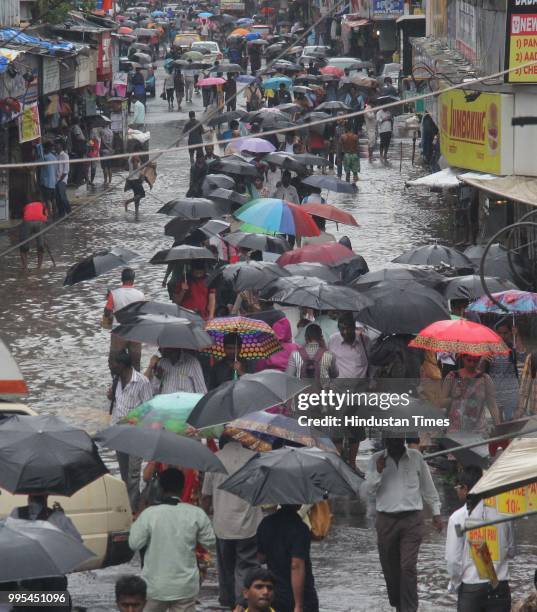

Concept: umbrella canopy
[[293, 153, 330, 166], [255, 115, 296, 131], [464, 243, 529, 284], [197, 219, 231, 238], [276, 103, 302, 114], [149, 245, 216, 264], [302, 175, 358, 194], [187, 370, 310, 428], [301, 203, 359, 227], [206, 261, 291, 292], [235, 198, 320, 238], [63, 247, 139, 286], [224, 232, 290, 254], [95, 425, 226, 472], [439, 275, 517, 301], [230, 27, 250, 37], [409, 319, 509, 356], [204, 316, 281, 360], [231, 137, 276, 154], [392, 244, 474, 269], [467, 433, 537, 508], [352, 264, 445, 290], [182, 50, 205, 60], [0, 518, 95, 582], [260, 276, 371, 311], [237, 74, 257, 83], [284, 262, 340, 282], [264, 152, 307, 173], [115, 300, 203, 325], [118, 25, 134, 34], [210, 63, 243, 73], [158, 198, 226, 218], [246, 32, 261, 40], [198, 77, 226, 87], [207, 110, 246, 127], [202, 173, 235, 194], [132, 51, 152, 64], [112, 315, 213, 349], [316, 101, 351, 112], [320, 65, 344, 77], [208, 188, 249, 207], [356, 281, 451, 335], [164, 217, 205, 241], [276, 243, 356, 266], [229, 411, 336, 451], [209, 158, 260, 177], [236, 17, 254, 25], [0, 415, 107, 496], [466, 290, 537, 315], [218, 446, 362, 505], [261, 76, 293, 90]]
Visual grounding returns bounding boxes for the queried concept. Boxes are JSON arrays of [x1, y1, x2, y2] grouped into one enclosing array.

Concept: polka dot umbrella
[[204, 316, 281, 360]]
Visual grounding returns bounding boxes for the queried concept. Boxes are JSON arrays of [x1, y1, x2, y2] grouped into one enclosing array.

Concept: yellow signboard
[[18, 102, 41, 144], [467, 526, 500, 562], [439, 89, 501, 174], [497, 487, 527, 514], [505, 0, 537, 83]]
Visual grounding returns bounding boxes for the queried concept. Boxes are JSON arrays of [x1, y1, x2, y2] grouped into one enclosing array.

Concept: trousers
[[376, 510, 424, 612], [216, 535, 259, 607], [457, 581, 511, 612], [117, 451, 142, 512], [55, 181, 71, 217], [184, 78, 194, 102]]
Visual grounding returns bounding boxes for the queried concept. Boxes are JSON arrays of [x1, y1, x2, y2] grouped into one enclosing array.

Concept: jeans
[[184, 78, 194, 102], [379, 131, 392, 159], [55, 181, 71, 216]]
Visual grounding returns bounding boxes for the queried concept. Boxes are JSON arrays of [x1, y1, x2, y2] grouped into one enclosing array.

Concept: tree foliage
[[34, 0, 97, 25]]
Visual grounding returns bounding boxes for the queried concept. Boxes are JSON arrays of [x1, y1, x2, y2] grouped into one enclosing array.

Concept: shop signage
[[439, 89, 510, 174], [42, 57, 60, 94], [98, 32, 112, 79], [505, 0, 537, 82], [18, 102, 40, 143], [373, 0, 404, 17]]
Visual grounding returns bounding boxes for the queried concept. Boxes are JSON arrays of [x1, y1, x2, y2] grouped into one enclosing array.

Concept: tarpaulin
[[0, 28, 75, 54], [0, 47, 20, 73]]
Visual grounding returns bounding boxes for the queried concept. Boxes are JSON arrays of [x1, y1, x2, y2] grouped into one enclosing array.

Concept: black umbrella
[[112, 315, 213, 349], [209, 158, 260, 177], [224, 232, 291, 254], [164, 218, 203, 241], [302, 175, 357, 194], [207, 110, 247, 127], [316, 101, 351, 112], [0, 518, 95, 581], [150, 245, 216, 264], [257, 115, 296, 131], [260, 276, 372, 311], [392, 244, 474, 270], [264, 152, 306, 173], [355, 281, 451, 335], [208, 187, 249, 206], [158, 198, 226, 218], [284, 262, 340, 282], [202, 173, 236, 195], [439, 275, 518, 301], [352, 264, 445, 290], [197, 219, 231, 238], [464, 243, 529, 285], [63, 247, 139, 286], [95, 425, 226, 473], [115, 300, 203, 325], [187, 370, 310, 428], [206, 261, 291, 292], [218, 446, 363, 505], [294, 75, 322, 85], [0, 415, 108, 496], [275, 103, 302, 114], [209, 63, 243, 73], [334, 253, 370, 284], [293, 153, 330, 166]]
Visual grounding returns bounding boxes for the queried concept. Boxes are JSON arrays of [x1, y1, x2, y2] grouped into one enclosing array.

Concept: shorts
[[19, 220, 45, 253], [125, 178, 145, 198], [100, 150, 113, 169], [343, 153, 360, 174]]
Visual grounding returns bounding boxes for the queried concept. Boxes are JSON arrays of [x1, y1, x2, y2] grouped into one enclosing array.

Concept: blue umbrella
[[237, 17, 254, 25], [198, 11, 214, 17], [261, 76, 293, 90], [246, 32, 261, 40], [151, 10, 165, 16], [237, 74, 257, 83]]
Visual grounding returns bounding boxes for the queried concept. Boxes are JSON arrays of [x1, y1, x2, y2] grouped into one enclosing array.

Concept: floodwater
[[1, 73, 536, 611]]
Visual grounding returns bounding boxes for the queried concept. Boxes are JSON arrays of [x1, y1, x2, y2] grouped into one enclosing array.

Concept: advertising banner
[[18, 102, 40, 143], [372, 0, 404, 17], [505, 0, 537, 83]]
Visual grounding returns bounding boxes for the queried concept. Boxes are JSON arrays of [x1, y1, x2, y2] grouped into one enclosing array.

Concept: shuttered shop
[[0, 0, 20, 27]]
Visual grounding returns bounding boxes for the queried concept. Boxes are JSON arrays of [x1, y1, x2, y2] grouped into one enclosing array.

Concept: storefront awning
[[459, 175, 537, 207], [406, 167, 497, 189]]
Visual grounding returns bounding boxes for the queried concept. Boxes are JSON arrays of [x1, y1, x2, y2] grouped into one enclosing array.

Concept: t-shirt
[[257, 508, 318, 612], [183, 119, 204, 145], [376, 110, 393, 134], [179, 276, 214, 319]]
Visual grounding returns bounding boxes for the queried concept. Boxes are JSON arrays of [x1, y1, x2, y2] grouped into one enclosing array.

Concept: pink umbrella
[[320, 65, 344, 77], [198, 77, 226, 87]]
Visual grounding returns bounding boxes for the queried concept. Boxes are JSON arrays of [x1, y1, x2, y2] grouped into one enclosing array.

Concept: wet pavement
[[1, 68, 536, 611]]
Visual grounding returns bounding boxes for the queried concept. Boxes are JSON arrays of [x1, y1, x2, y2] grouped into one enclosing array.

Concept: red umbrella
[[320, 65, 344, 78], [301, 203, 359, 227], [276, 243, 356, 267], [408, 319, 509, 356]]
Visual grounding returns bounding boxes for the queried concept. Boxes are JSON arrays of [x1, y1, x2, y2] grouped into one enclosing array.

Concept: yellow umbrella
[[230, 27, 250, 37]]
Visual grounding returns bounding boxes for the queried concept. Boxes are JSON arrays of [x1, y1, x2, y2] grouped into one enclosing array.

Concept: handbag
[[160, 91, 167, 100]]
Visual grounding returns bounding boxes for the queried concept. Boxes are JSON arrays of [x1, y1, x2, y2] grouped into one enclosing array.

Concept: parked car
[[190, 41, 223, 63], [0, 338, 133, 571], [173, 31, 202, 53]]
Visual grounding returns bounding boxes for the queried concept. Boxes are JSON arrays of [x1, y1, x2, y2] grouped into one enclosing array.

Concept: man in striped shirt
[[109, 350, 153, 512], [144, 348, 207, 395]]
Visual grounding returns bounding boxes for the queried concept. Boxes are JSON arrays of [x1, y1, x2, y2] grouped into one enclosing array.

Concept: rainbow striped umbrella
[[234, 198, 320, 237], [204, 316, 281, 360]]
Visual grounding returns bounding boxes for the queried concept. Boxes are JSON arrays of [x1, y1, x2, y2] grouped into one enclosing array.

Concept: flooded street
[[1, 79, 536, 611]]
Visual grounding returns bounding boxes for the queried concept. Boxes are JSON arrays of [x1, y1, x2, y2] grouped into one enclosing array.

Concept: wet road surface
[[1, 70, 536, 611]]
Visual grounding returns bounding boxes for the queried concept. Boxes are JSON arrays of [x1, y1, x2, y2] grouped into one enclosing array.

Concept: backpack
[[298, 346, 326, 392]]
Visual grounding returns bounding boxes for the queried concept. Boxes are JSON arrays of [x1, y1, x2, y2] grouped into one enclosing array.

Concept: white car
[[190, 41, 223, 63]]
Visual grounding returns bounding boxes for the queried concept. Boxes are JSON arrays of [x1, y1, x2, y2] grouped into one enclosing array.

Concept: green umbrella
[[123, 392, 223, 439], [182, 51, 205, 61]]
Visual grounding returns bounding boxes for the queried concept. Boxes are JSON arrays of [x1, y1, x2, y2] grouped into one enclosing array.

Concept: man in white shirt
[[130, 97, 146, 130], [271, 170, 299, 203], [445, 465, 514, 612], [202, 436, 263, 610], [103, 268, 146, 371], [54, 139, 71, 217], [367, 437, 442, 612], [376, 108, 393, 162]]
